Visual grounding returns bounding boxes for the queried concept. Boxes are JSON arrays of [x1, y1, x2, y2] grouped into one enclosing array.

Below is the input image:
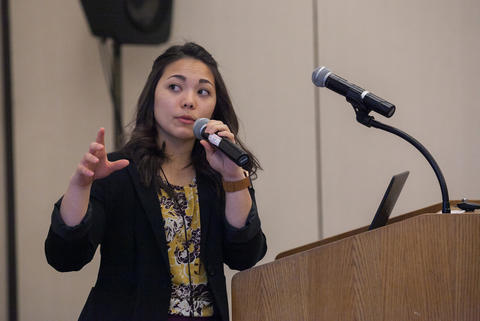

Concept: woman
[[45, 42, 267, 321]]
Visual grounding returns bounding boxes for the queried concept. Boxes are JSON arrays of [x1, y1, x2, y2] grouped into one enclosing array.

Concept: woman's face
[[153, 58, 217, 145]]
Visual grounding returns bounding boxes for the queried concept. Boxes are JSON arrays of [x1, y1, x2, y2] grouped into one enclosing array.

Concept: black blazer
[[45, 153, 267, 321]]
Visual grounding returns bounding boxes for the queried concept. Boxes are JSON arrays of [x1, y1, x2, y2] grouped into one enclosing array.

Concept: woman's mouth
[[176, 116, 195, 124]]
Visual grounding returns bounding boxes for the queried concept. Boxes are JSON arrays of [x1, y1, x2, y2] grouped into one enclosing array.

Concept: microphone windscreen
[[193, 118, 209, 139], [312, 66, 331, 87]]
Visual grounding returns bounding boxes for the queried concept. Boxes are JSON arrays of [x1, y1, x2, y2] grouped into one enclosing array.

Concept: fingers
[[203, 120, 235, 143], [72, 151, 99, 186], [79, 152, 99, 174], [77, 163, 94, 177], [200, 139, 215, 155], [74, 129, 105, 182], [89, 142, 104, 155], [203, 120, 230, 135], [72, 128, 129, 185], [90, 129, 106, 162], [92, 128, 106, 158], [109, 159, 130, 173], [216, 130, 235, 142], [84, 152, 99, 165], [96, 128, 105, 146], [200, 135, 242, 178]]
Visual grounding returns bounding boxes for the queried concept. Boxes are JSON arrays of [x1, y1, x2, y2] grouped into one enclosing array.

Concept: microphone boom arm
[[349, 99, 451, 213]]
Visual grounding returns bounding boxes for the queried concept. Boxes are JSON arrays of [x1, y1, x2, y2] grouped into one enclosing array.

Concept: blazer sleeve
[[44, 180, 107, 272], [222, 186, 267, 271]]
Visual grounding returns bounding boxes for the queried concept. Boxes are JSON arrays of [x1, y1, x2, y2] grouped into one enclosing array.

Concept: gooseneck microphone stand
[[346, 92, 451, 213]]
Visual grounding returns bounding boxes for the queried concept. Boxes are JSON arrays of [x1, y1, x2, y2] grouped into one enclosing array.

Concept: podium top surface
[[276, 200, 480, 260]]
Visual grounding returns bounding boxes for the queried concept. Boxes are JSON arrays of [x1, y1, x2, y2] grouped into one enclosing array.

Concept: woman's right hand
[[60, 128, 129, 227], [71, 128, 129, 187]]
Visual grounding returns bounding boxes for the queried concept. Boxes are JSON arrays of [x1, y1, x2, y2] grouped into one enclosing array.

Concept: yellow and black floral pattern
[[158, 181, 214, 317]]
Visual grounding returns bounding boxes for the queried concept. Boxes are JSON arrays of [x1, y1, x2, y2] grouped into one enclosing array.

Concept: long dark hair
[[121, 42, 260, 190]]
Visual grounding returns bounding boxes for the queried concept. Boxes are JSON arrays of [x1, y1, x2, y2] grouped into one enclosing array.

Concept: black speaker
[[80, 0, 172, 44]]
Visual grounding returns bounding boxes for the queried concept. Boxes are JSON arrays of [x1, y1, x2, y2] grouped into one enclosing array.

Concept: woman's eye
[[168, 84, 180, 92], [198, 89, 210, 96]]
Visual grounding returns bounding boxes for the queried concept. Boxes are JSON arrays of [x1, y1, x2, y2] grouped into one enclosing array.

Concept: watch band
[[222, 176, 251, 193]]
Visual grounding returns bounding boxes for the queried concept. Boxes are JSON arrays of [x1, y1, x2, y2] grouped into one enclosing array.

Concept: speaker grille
[[80, 0, 172, 44]]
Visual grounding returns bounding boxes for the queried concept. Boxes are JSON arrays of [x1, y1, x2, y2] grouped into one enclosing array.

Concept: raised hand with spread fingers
[[60, 128, 129, 226]]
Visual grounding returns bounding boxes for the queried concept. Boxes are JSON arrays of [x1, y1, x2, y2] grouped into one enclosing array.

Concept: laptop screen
[[368, 171, 409, 230]]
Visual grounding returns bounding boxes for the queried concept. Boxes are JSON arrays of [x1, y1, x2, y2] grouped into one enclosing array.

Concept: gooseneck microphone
[[312, 66, 395, 118], [193, 118, 250, 168], [311, 66, 450, 213]]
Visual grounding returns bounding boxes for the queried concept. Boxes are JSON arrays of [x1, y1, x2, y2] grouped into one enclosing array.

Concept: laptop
[[368, 171, 409, 230]]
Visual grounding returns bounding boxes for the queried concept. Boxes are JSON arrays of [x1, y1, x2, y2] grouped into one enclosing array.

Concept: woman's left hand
[[199, 120, 245, 180]]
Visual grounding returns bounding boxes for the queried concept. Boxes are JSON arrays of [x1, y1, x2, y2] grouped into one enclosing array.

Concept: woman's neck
[[158, 138, 196, 186]]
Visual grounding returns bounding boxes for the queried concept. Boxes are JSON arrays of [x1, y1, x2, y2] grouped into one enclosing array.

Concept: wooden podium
[[232, 202, 480, 321]]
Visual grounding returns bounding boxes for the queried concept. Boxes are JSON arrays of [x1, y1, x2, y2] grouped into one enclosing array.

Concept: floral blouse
[[158, 180, 214, 317]]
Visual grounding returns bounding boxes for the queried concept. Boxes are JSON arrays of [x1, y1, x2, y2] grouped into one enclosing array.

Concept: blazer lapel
[[127, 165, 170, 271]]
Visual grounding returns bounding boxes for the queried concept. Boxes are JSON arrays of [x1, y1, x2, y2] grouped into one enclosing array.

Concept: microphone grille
[[193, 118, 209, 139], [312, 66, 331, 87]]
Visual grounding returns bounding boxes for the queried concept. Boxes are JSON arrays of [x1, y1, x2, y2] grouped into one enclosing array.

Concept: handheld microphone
[[193, 118, 250, 168], [312, 66, 395, 118]]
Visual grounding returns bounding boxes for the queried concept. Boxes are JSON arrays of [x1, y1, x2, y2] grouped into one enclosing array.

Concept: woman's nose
[[182, 91, 195, 109]]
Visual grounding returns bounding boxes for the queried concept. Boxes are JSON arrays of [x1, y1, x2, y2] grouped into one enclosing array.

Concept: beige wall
[[316, 0, 480, 237], [11, 0, 111, 318], [4, 0, 479, 320]]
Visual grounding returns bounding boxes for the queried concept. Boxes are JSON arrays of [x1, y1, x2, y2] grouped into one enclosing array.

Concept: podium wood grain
[[232, 214, 480, 321]]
